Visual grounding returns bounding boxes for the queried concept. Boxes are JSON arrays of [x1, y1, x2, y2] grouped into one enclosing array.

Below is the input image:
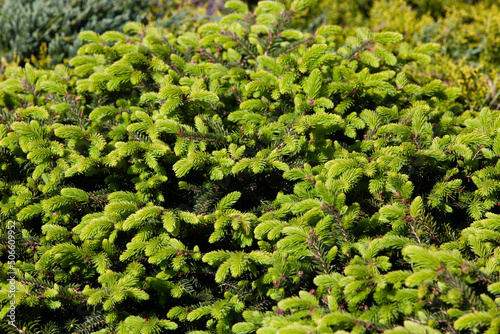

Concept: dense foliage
[[0, 0, 153, 65], [1, 0, 500, 333]]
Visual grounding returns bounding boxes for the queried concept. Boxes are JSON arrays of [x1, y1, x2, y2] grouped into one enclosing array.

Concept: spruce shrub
[[1, 0, 500, 333], [296, 0, 500, 113]]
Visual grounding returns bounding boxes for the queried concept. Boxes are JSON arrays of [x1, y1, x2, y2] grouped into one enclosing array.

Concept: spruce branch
[[434, 307, 457, 334], [197, 46, 222, 65], [18, 278, 51, 291], [274, 37, 315, 58], [471, 146, 483, 161], [438, 268, 484, 312], [411, 132, 421, 150], [176, 128, 228, 145], [347, 39, 375, 61], [306, 229, 331, 274], [405, 213, 422, 244], [263, 10, 293, 56], [9, 323, 25, 334], [222, 31, 259, 62], [74, 314, 107, 334]]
